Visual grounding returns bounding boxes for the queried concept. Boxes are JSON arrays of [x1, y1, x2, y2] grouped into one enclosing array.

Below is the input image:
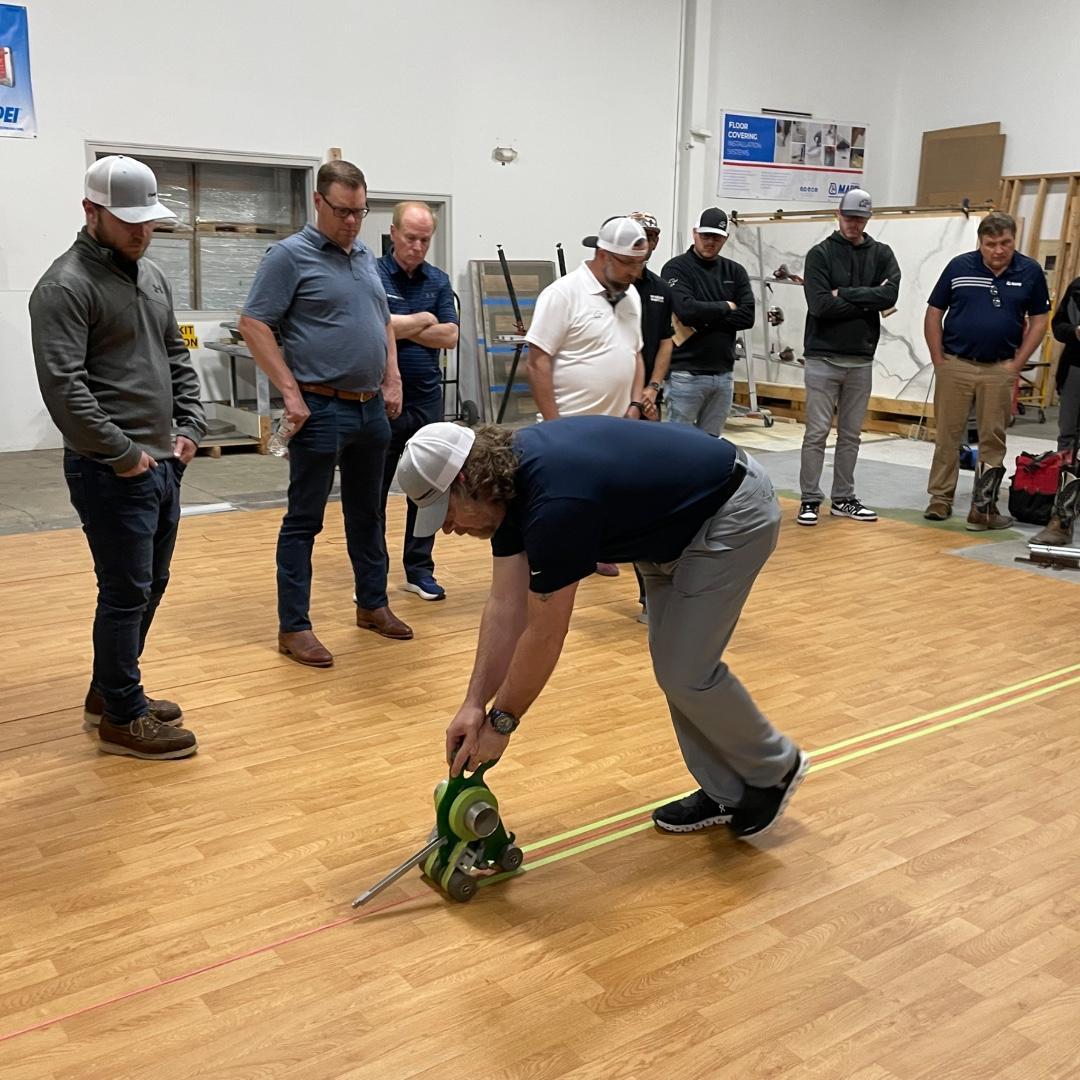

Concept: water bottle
[[267, 416, 296, 458]]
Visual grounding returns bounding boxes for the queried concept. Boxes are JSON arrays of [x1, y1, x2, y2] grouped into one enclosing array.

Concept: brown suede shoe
[[356, 605, 414, 640], [83, 687, 183, 731], [278, 630, 334, 667], [99, 714, 198, 760], [923, 501, 952, 521]]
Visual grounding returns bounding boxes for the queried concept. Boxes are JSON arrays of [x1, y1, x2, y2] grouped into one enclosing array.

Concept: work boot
[[1031, 469, 1080, 546], [924, 500, 952, 521], [966, 463, 1012, 531], [83, 687, 183, 730]]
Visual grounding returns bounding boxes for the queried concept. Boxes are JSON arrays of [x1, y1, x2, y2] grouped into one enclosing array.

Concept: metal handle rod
[[351, 836, 445, 908], [495, 244, 528, 424]]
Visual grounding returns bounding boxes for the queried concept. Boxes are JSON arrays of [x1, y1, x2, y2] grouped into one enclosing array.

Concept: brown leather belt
[[299, 383, 379, 402]]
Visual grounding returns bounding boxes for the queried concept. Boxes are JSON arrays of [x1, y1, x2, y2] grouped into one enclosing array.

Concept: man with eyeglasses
[[923, 211, 1050, 528], [376, 201, 459, 603], [240, 159, 411, 669], [524, 215, 650, 578], [661, 207, 755, 437]]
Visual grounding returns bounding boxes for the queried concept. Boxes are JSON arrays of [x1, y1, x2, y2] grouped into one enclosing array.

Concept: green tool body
[[352, 762, 522, 907]]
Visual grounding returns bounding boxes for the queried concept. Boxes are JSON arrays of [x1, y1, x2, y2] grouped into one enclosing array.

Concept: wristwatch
[[647, 380, 663, 392], [487, 708, 520, 735]]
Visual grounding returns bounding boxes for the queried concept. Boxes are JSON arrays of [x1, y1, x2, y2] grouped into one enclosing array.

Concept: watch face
[[490, 710, 517, 735]]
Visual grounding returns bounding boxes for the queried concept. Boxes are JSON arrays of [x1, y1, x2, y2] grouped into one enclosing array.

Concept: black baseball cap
[[695, 207, 729, 236]]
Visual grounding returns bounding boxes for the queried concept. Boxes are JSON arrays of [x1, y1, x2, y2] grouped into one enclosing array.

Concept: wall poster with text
[[718, 111, 866, 202]]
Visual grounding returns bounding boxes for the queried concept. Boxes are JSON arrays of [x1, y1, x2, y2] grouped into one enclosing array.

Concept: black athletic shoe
[[652, 789, 737, 833], [728, 750, 809, 840]]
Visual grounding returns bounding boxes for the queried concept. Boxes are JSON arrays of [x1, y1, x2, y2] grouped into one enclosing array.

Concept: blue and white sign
[[0, 5, 35, 139], [719, 111, 866, 203]]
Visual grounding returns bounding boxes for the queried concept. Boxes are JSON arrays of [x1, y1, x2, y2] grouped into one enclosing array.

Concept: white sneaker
[[830, 498, 877, 521], [796, 501, 820, 526]]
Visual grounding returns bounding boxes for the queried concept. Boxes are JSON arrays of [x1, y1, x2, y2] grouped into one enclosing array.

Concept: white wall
[[681, 0, 906, 243], [0, 0, 683, 451], [889, 0, 1080, 204]]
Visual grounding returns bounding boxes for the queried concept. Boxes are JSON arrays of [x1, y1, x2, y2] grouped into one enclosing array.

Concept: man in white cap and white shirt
[[29, 155, 205, 761], [524, 214, 651, 576]]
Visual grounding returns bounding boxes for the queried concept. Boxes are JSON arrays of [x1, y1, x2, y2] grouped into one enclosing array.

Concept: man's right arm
[[237, 315, 310, 429], [445, 553, 530, 766], [525, 346, 560, 420], [923, 306, 948, 367], [803, 246, 861, 318], [29, 282, 144, 473]]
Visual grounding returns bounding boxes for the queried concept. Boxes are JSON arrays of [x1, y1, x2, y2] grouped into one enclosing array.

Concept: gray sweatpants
[[636, 455, 798, 806], [799, 357, 873, 503]]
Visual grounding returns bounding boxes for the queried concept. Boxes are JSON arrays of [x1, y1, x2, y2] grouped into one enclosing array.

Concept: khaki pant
[[928, 354, 1015, 503]]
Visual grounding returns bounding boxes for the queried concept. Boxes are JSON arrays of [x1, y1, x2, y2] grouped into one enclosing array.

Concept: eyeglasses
[[319, 195, 370, 221], [988, 282, 1001, 308]]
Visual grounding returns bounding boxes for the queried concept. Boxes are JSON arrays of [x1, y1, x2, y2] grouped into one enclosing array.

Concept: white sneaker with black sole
[[830, 497, 877, 521], [796, 501, 820, 526]]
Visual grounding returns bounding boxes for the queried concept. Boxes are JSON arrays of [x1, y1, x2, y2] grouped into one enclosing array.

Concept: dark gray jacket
[[30, 229, 206, 473], [802, 231, 901, 359]]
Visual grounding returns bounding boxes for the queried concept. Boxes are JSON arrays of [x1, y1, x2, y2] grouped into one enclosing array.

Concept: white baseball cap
[[84, 155, 177, 224], [582, 216, 649, 258], [395, 422, 477, 536]]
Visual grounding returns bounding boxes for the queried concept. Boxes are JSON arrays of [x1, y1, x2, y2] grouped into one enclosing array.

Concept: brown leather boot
[[356, 605, 414, 640], [278, 630, 334, 667], [966, 464, 1013, 531], [1031, 471, 1079, 545]]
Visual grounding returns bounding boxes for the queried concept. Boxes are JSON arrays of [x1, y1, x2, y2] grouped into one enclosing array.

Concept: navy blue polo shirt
[[490, 416, 738, 593], [376, 253, 458, 398], [242, 224, 389, 392], [928, 250, 1050, 361]]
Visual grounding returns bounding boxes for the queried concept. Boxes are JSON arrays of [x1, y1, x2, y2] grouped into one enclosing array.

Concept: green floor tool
[[352, 762, 522, 907]]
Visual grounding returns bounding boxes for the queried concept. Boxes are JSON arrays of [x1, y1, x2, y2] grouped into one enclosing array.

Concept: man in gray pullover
[[30, 156, 205, 760]]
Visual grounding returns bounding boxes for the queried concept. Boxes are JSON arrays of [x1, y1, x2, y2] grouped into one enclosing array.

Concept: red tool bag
[[1008, 450, 1069, 525]]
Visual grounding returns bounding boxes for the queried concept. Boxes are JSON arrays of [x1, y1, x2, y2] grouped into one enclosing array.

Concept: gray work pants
[[799, 357, 873, 503], [636, 455, 798, 806]]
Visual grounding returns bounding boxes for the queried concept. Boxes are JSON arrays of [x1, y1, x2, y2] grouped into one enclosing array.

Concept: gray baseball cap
[[838, 188, 872, 218], [395, 422, 477, 536], [84, 155, 177, 224]]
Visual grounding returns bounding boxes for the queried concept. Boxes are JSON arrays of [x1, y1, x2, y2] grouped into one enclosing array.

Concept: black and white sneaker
[[652, 789, 736, 833], [830, 498, 877, 521], [729, 750, 809, 840], [796, 501, 821, 526]]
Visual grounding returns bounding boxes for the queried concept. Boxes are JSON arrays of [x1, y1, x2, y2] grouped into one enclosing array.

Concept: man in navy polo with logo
[[923, 211, 1050, 528], [377, 201, 459, 601]]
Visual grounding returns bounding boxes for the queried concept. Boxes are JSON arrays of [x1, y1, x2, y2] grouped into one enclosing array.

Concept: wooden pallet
[[196, 435, 265, 458], [734, 380, 936, 437]]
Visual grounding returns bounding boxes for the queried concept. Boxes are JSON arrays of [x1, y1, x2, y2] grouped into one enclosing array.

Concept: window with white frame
[[92, 152, 311, 312]]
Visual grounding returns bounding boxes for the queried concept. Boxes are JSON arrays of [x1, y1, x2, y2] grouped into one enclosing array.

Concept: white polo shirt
[[525, 262, 643, 417]]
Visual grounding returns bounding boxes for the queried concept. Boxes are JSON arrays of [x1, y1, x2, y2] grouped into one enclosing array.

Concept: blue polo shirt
[[928, 250, 1050, 362], [376, 253, 458, 398], [490, 416, 738, 593], [242, 224, 390, 392]]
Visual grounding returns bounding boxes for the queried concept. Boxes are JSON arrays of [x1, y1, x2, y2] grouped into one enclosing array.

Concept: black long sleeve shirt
[[660, 248, 755, 374]]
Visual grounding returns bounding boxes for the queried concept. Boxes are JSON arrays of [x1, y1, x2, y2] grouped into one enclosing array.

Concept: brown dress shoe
[[278, 630, 334, 667], [355, 605, 414, 640]]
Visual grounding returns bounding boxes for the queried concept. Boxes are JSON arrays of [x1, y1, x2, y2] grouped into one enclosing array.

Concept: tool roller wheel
[[496, 845, 523, 872], [445, 870, 477, 903]]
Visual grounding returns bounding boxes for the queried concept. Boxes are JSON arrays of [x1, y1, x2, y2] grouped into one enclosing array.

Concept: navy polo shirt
[[242, 224, 389, 392], [928, 250, 1050, 362], [376, 253, 458, 398], [490, 416, 738, 594]]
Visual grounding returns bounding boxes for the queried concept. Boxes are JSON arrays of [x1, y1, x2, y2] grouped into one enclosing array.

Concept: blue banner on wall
[[0, 5, 36, 139]]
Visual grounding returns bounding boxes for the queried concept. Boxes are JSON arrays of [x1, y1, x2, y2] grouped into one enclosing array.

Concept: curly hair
[[457, 425, 519, 503]]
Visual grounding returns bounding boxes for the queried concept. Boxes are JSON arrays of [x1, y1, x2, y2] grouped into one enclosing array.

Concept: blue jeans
[[380, 385, 443, 580], [64, 451, 184, 722], [277, 390, 391, 631], [665, 370, 735, 435]]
